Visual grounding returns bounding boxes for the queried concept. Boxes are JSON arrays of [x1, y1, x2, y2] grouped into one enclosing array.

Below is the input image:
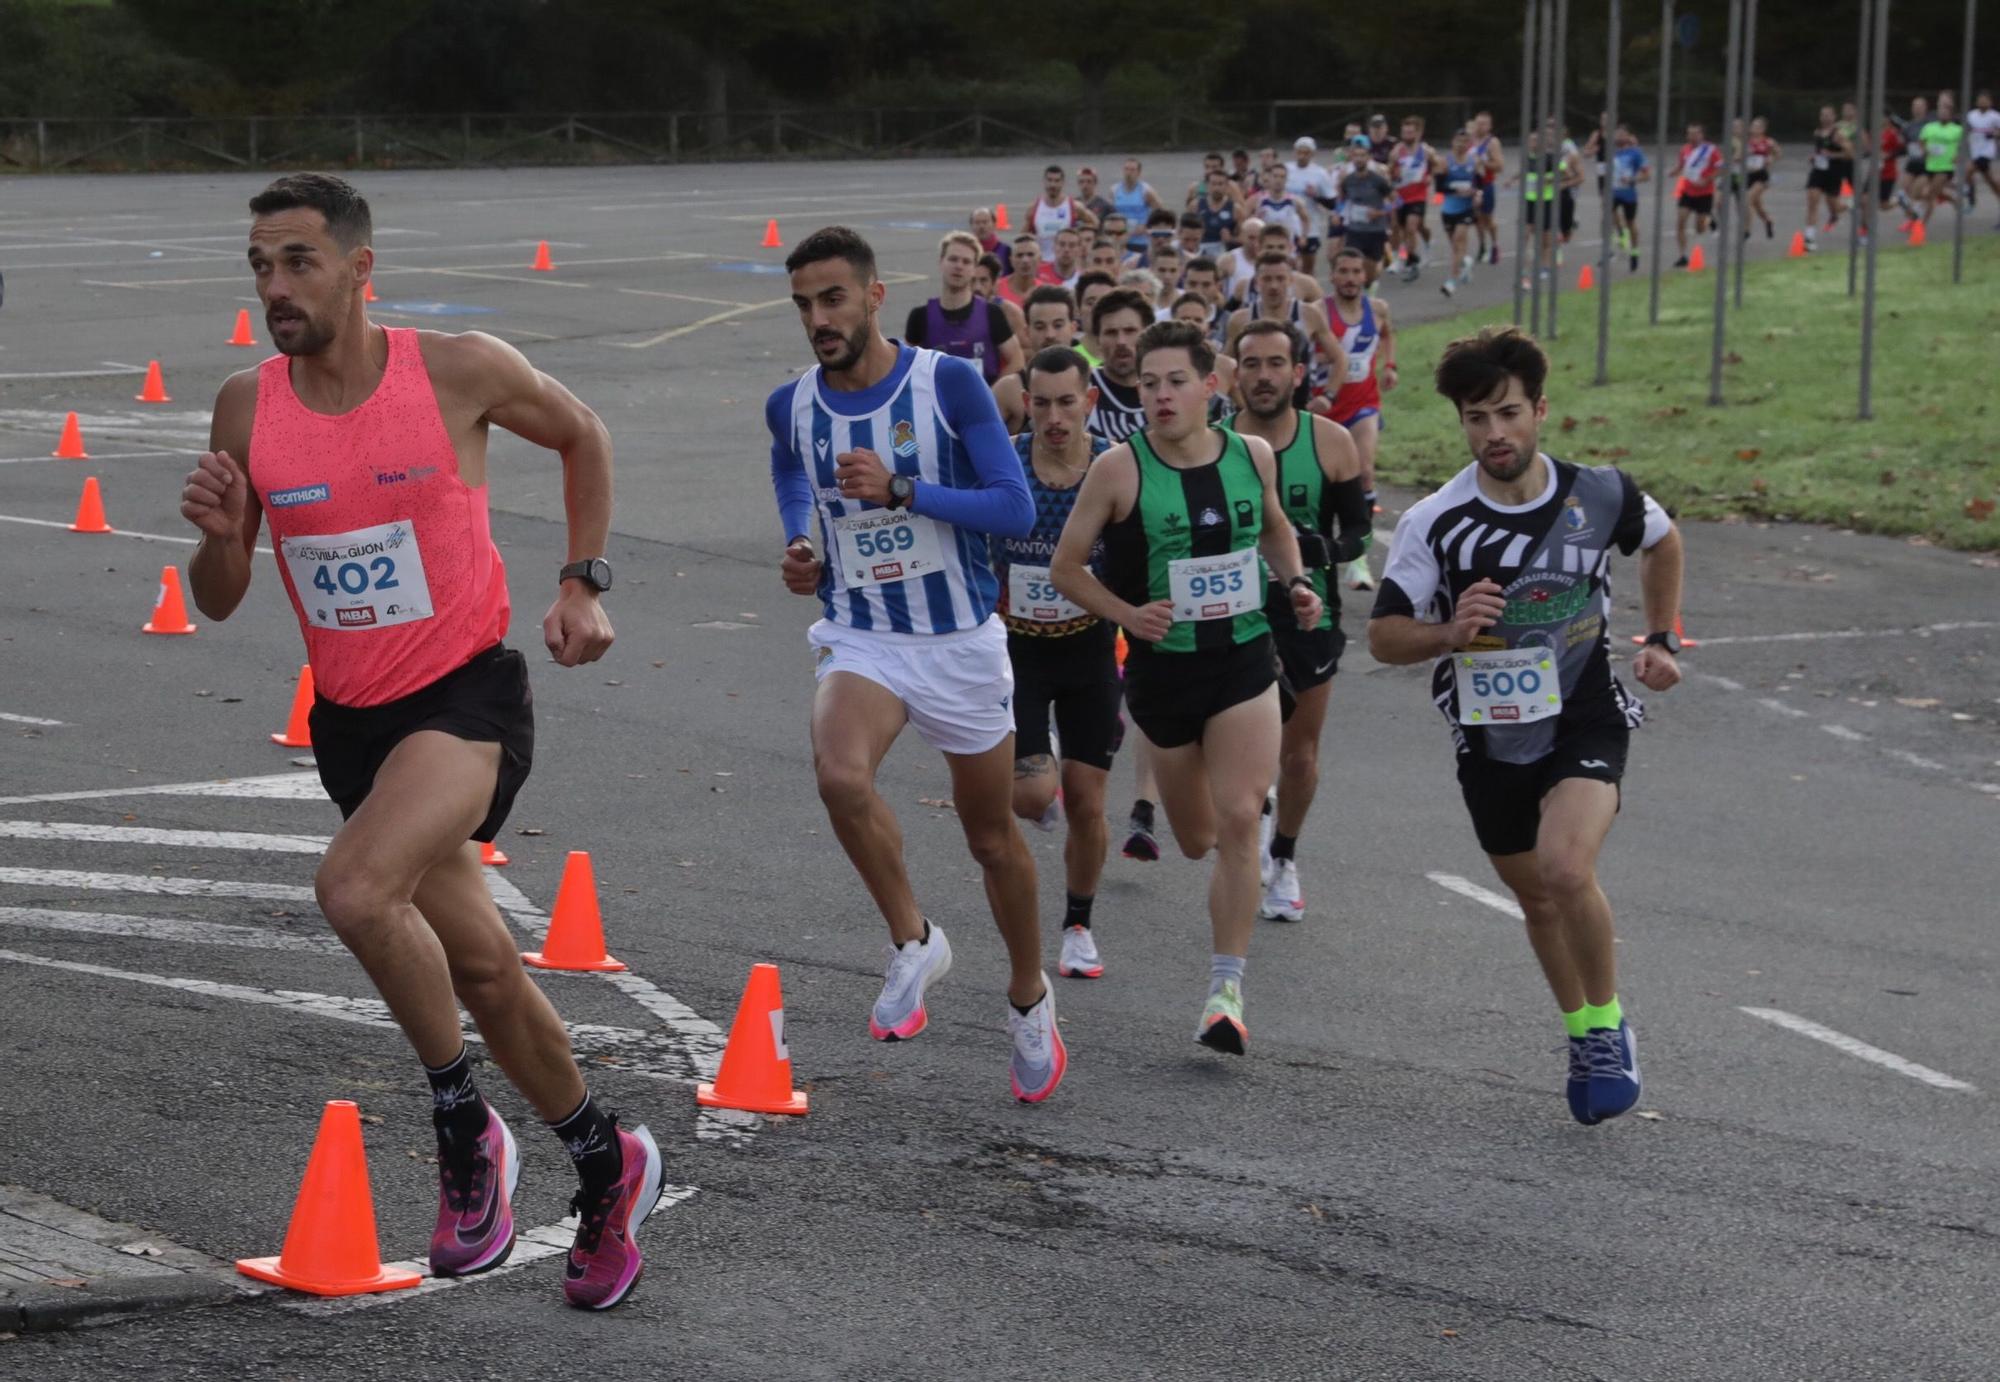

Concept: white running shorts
[[808, 615, 1015, 757]]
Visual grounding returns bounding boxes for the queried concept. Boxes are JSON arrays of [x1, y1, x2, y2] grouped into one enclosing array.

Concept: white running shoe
[[1006, 976, 1068, 1102], [1440, 276, 1457, 297], [1258, 788, 1277, 885], [1032, 794, 1064, 834], [869, 922, 952, 1041], [1058, 924, 1104, 979], [1346, 556, 1376, 591], [1260, 858, 1305, 922]]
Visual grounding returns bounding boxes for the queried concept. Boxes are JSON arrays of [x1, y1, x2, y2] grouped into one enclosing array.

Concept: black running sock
[[1269, 832, 1297, 862], [424, 1047, 487, 1152], [919, 917, 931, 945], [549, 1092, 624, 1197], [1064, 892, 1095, 931], [1130, 799, 1156, 831]]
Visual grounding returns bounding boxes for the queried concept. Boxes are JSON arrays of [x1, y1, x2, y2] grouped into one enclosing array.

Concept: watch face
[[589, 558, 613, 591]]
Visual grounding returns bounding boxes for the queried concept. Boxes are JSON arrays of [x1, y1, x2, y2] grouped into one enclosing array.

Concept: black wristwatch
[[887, 475, 916, 510], [1287, 574, 1314, 592], [1643, 629, 1681, 655], [559, 557, 613, 593]]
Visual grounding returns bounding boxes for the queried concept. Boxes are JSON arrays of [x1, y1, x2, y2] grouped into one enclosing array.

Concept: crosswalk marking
[[0, 821, 327, 852], [0, 867, 314, 901]]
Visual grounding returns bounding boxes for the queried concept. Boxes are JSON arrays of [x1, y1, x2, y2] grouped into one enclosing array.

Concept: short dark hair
[[1178, 211, 1205, 230], [1434, 324, 1550, 409], [1146, 208, 1178, 230], [1170, 292, 1210, 317], [1231, 147, 1249, 159], [1044, 163, 1063, 177], [1136, 319, 1216, 375], [1184, 255, 1219, 277], [1023, 284, 1076, 315], [1092, 287, 1153, 336], [1073, 269, 1117, 297], [785, 225, 877, 282], [1333, 246, 1370, 265], [1236, 318, 1306, 365], [1012, 233, 1039, 249], [976, 252, 1004, 278], [1259, 224, 1292, 241], [1026, 345, 1092, 389], [1255, 250, 1293, 269], [248, 173, 372, 250]]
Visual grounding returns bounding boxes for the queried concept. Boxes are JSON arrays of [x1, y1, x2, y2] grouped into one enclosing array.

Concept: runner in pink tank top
[[179, 173, 664, 1312], [249, 326, 508, 707]]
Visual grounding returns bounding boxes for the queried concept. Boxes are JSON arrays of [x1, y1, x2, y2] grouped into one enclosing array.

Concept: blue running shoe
[[1566, 1037, 1596, 1125], [1581, 1020, 1642, 1123]]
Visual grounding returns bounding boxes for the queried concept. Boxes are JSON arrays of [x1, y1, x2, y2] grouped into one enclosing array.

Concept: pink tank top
[[248, 327, 509, 708]]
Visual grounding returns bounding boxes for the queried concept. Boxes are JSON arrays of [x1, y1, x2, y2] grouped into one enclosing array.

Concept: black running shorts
[[309, 643, 534, 844], [1266, 596, 1345, 693], [1123, 634, 1277, 750], [1008, 623, 1122, 772], [1678, 192, 1715, 216], [1454, 699, 1627, 857]]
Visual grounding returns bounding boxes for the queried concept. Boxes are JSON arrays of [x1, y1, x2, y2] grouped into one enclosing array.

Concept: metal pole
[[1514, 0, 1539, 325], [1848, 0, 1871, 297], [1597, 0, 1621, 384], [1649, 0, 1673, 324], [1532, 0, 1555, 336], [1708, 0, 1742, 406], [1733, 0, 1757, 307], [1955, 0, 1977, 284], [1549, 0, 1570, 339], [1861, 0, 1891, 418]]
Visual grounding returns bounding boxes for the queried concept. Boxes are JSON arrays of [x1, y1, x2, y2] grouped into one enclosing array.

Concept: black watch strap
[[1644, 629, 1680, 654], [559, 557, 612, 592]]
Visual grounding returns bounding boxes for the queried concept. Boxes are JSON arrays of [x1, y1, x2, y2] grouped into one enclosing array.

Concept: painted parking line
[[1740, 1007, 1976, 1092], [1820, 723, 1869, 743], [1426, 871, 1525, 920]]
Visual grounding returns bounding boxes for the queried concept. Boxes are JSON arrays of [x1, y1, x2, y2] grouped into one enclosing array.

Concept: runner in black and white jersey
[[1368, 325, 1685, 1129], [1085, 288, 1153, 444]]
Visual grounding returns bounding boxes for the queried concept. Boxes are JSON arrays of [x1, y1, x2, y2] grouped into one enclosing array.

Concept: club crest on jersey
[[1561, 496, 1594, 536], [1196, 507, 1224, 528], [890, 419, 919, 458], [1233, 499, 1256, 528]]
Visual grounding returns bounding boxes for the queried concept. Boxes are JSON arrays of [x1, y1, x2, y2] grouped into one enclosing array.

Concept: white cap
[[1294, 136, 1317, 152]]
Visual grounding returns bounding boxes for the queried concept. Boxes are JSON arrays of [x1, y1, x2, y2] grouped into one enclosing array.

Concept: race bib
[[1813, 153, 1830, 170], [1746, 154, 1767, 171], [1007, 564, 1086, 624], [831, 507, 948, 590], [1449, 179, 1475, 195], [282, 520, 433, 631], [1168, 547, 1259, 622], [1454, 647, 1562, 725], [1346, 352, 1371, 383]]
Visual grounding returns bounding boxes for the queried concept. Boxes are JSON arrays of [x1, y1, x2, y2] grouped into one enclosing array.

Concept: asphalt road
[[1, 157, 1996, 1381]]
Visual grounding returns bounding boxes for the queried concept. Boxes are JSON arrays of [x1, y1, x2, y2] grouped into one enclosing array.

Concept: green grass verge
[[1378, 230, 2000, 551]]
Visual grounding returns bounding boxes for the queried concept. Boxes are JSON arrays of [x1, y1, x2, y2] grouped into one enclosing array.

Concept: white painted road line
[[1694, 673, 1745, 692], [0, 712, 64, 726], [0, 512, 274, 555], [1882, 748, 1950, 773], [1756, 697, 1810, 718], [1821, 724, 1870, 743], [1426, 872, 1525, 921], [1740, 1007, 1976, 1091], [1693, 620, 2000, 647], [0, 948, 705, 1081], [0, 867, 313, 901], [0, 772, 322, 807], [0, 905, 340, 953], [0, 820, 327, 852]]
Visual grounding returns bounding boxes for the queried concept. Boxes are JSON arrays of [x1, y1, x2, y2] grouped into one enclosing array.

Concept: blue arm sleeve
[[766, 385, 814, 544], [911, 357, 1035, 539]]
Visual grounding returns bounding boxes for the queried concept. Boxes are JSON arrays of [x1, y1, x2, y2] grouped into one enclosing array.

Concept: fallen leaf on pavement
[[1635, 1110, 1666, 1121], [1966, 497, 1996, 520], [1894, 697, 1942, 709]]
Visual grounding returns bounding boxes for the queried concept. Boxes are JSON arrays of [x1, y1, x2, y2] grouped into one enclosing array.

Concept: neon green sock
[[1562, 1008, 1590, 1039], [1581, 996, 1625, 1032]]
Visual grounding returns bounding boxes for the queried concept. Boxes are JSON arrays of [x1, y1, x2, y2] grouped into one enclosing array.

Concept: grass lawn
[[1377, 230, 2000, 551]]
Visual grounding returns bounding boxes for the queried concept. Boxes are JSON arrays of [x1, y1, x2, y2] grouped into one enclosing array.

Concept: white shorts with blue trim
[[808, 615, 1015, 757]]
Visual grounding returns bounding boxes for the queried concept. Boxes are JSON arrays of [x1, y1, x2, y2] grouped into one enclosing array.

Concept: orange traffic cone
[[236, 1101, 422, 1297], [759, 219, 783, 249], [1431, 189, 1445, 205], [135, 360, 171, 404], [271, 664, 314, 747], [1840, 178, 1854, 199], [994, 203, 1011, 231], [531, 240, 555, 272], [479, 840, 510, 867], [522, 851, 625, 971], [364, 279, 379, 303], [1631, 614, 1701, 650], [697, 963, 809, 1116], [53, 411, 88, 459], [1577, 264, 1595, 291], [1908, 220, 1927, 247], [1787, 230, 1807, 257], [69, 477, 112, 534], [142, 565, 197, 635], [1687, 244, 1706, 272], [228, 308, 258, 347]]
